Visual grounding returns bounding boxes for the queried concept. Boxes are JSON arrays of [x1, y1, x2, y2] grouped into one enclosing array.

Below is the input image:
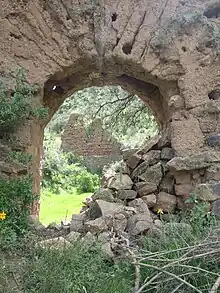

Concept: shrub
[[42, 133, 99, 193], [0, 176, 37, 250], [0, 68, 48, 136]]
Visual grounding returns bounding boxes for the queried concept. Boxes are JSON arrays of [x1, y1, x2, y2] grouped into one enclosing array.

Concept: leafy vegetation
[[0, 176, 37, 250], [42, 133, 100, 194], [0, 69, 48, 250], [48, 86, 158, 148], [0, 68, 48, 136]]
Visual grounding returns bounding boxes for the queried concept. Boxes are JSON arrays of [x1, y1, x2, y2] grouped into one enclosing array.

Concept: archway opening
[[39, 85, 159, 225]]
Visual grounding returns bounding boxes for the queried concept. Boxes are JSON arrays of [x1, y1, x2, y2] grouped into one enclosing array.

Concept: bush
[[0, 176, 37, 250], [0, 68, 48, 136], [42, 133, 99, 194]]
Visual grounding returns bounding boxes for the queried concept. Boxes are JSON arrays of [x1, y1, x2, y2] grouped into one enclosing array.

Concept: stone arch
[[2, 0, 220, 216]]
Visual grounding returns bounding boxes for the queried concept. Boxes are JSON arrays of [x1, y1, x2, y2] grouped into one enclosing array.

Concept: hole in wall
[[208, 89, 220, 100], [9, 32, 21, 39], [181, 46, 187, 52], [204, 7, 220, 18], [122, 43, 132, 55], [111, 13, 117, 22]]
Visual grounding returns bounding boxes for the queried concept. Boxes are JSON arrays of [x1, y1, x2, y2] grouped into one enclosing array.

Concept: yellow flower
[[157, 208, 164, 215], [0, 211, 6, 221]]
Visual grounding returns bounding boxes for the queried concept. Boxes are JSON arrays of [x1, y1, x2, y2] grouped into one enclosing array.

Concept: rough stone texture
[[70, 214, 84, 232], [92, 200, 124, 217], [142, 194, 157, 208], [175, 184, 193, 196], [117, 190, 137, 200], [65, 231, 81, 243], [122, 149, 139, 161], [138, 162, 163, 186], [127, 213, 153, 236], [206, 165, 220, 181], [171, 117, 204, 156], [61, 114, 121, 170], [126, 153, 142, 169], [160, 178, 174, 194], [167, 152, 220, 172], [113, 213, 127, 233], [92, 188, 115, 202], [207, 134, 220, 147], [128, 198, 151, 215], [107, 174, 133, 190], [212, 200, 220, 217], [84, 217, 108, 234], [154, 192, 177, 213], [2, 0, 220, 217], [130, 150, 161, 180], [134, 181, 158, 196], [193, 183, 220, 202], [161, 148, 174, 161]]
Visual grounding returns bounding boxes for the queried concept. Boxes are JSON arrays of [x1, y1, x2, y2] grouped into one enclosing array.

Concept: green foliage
[[23, 242, 133, 293], [48, 86, 158, 148], [8, 151, 32, 164], [0, 68, 48, 135], [43, 132, 99, 194], [0, 176, 37, 250]]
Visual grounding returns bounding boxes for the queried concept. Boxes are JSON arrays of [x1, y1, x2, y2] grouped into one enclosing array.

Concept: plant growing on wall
[[0, 68, 48, 136], [0, 68, 48, 250]]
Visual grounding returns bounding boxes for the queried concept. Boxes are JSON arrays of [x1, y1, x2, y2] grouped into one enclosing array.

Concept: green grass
[[23, 242, 133, 293], [39, 188, 91, 225]]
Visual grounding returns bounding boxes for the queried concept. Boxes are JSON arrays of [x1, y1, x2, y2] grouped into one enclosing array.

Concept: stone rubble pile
[[36, 133, 220, 253]]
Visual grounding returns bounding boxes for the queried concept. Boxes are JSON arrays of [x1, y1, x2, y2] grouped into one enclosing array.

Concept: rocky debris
[[142, 194, 157, 208], [193, 183, 220, 202], [138, 135, 161, 155], [92, 188, 115, 202], [134, 181, 158, 195], [70, 214, 84, 232], [127, 213, 153, 236], [207, 134, 220, 147], [154, 192, 177, 213], [161, 147, 174, 160], [206, 165, 220, 181], [37, 237, 72, 249], [117, 189, 137, 200], [33, 133, 220, 257], [167, 151, 220, 171], [84, 217, 108, 234], [128, 198, 151, 215], [175, 183, 193, 196], [107, 174, 133, 190], [138, 162, 163, 185], [126, 152, 142, 169], [122, 149, 139, 161], [65, 231, 81, 243], [211, 200, 220, 217]]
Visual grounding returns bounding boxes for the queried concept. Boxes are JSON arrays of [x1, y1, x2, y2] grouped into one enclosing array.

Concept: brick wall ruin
[[61, 114, 121, 170]]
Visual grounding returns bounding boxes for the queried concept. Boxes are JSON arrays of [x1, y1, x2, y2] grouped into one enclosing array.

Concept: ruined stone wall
[[61, 113, 121, 170], [61, 113, 121, 157], [1, 0, 220, 216]]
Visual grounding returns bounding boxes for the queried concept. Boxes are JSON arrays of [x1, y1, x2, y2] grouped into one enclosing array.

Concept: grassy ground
[[39, 188, 91, 225]]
